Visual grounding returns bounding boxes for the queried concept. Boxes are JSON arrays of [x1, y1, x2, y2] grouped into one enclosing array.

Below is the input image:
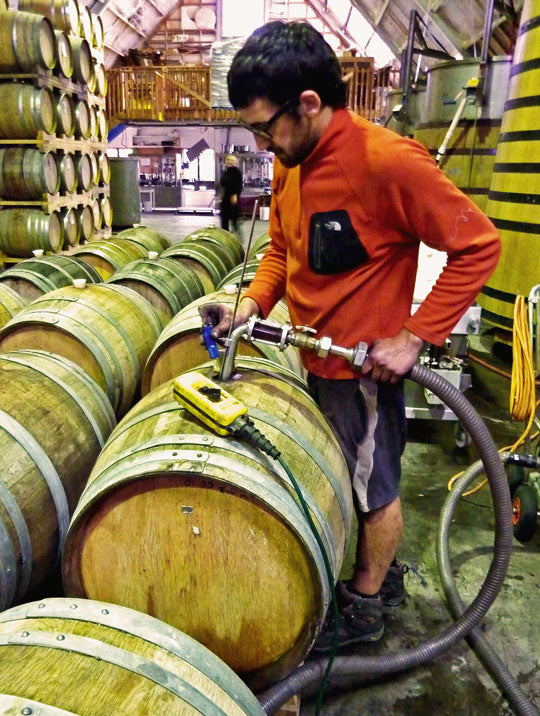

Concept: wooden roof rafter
[[304, 0, 360, 49], [408, 0, 463, 56]]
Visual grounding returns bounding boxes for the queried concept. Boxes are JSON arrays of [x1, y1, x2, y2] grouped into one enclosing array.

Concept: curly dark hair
[[227, 21, 347, 110]]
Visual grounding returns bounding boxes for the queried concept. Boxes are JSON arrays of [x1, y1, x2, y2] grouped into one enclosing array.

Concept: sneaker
[[380, 558, 408, 609], [311, 583, 384, 654]]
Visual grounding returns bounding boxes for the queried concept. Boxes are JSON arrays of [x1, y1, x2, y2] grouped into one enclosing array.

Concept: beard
[[271, 122, 319, 168]]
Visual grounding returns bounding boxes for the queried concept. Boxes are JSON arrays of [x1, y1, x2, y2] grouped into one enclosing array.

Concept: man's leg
[[220, 201, 229, 231], [351, 497, 403, 595], [308, 374, 406, 649]]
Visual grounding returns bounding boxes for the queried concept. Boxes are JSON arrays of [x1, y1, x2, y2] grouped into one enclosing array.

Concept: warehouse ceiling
[[86, 0, 524, 69], [350, 0, 523, 61]]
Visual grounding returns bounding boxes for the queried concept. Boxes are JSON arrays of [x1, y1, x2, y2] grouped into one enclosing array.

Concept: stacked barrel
[[0, 224, 353, 694], [0, 0, 110, 260]]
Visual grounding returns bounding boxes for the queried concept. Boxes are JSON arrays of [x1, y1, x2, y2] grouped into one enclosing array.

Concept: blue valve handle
[[202, 323, 221, 359]]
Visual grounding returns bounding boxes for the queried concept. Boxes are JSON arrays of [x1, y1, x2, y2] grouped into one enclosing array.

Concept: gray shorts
[[307, 373, 406, 513]]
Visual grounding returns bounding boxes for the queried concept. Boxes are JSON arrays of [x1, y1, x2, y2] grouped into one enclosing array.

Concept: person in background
[[219, 154, 243, 235], [201, 21, 501, 651]]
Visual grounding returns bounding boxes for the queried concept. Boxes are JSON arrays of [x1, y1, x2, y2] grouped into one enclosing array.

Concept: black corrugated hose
[[258, 364, 517, 714], [438, 453, 539, 716]]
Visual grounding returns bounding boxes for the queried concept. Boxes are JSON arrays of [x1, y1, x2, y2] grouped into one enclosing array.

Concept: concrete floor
[[139, 209, 269, 251], [27, 211, 539, 714], [141, 211, 540, 715]]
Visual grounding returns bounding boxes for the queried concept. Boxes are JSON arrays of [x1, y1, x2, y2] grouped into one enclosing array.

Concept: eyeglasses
[[238, 98, 296, 140]]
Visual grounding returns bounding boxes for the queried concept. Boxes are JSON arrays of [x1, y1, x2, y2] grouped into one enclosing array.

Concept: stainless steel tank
[[423, 56, 512, 123], [109, 157, 141, 227], [384, 86, 427, 136]]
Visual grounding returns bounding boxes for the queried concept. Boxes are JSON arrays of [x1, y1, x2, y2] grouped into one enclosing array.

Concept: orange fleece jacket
[[244, 109, 501, 379]]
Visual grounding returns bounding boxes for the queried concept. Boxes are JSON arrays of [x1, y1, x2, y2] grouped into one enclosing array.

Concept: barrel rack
[[0, 183, 110, 213], [0, 70, 106, 109], [0, 8, 112, 262], [0, 131, 106, 154]]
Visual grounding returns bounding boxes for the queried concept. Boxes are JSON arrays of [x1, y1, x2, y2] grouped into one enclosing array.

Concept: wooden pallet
[[88, 45, 105, 64], [275, 695, 301, 716], [84, 228, 112, 242], [0, 132, 107, 155], [0, 184, 110, 213], [0, 234, 110, 267], [0, 69, 106, 107], [92, 184, 111, 198], [0, 191, 93, 213], [87, 92, 107, 109], [0, 252, 29, 269]]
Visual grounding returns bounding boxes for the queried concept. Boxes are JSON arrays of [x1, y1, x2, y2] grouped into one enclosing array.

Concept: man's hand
[[361, 328, 424, 383], [198, 297, 260, 340], [230, 194, 238, 206]]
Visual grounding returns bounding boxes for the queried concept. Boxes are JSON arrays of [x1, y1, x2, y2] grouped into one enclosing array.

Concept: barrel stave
[[63, 363, 351, 688], [0, 597, 265, 715]]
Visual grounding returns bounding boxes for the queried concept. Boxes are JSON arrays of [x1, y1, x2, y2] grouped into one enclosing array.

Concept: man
[[220, 154, 243, 235], [201, 21, 500, 649]]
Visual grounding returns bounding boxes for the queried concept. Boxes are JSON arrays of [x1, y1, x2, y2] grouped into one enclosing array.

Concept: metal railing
[[106, 61, 400, 125], [106, 65, 238, 123]]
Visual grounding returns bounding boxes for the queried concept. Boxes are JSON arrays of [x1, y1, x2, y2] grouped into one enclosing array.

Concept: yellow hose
[[510, 295, 537, 424], [448, 296, 538, 496]]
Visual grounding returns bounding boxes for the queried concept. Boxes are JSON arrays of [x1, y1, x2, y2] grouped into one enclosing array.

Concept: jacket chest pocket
[[308, 209, 369, 275]]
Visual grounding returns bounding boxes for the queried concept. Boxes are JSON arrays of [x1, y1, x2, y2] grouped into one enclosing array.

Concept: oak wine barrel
[[86, 66, 97, 95], [54, 29, 74, 78], [0, 148, 59, 199], [67, 36, 93, 85], [0, 10, 56, 72], [142, 289, 305, 394], [62, 359, 352, 688], [160, 242, 229, 294], [94, 63, 108, 96], [0, 350, 115, 608], [74, 98, 91, 139], [247, 232, 271, 259], [78, 2, 93, 44], [0, 598, 265, 715], [0, 209, 62, 257], [60, 207, 80, 247], [217, 258, 262, 290], [88, 103, 98, 139], [183, 226, 244, 270], [98, 152, 110, 183], [56, 92, 75, 137], [73, 239, 152, 279], [76, 204, 94, 242], [76, 153, 92, 191], [96, 107, 108, 140], [0, 255, 101, 302], [0, 85, 56, 139], [88, 152, 99, 185], [91, 13, 104, 49], [182, 237, 238, 274], [106, 257, 205, 328], [19, 0, 80, 35], [0, 284, 26, 329], [0, 284, 162, 417], [117, 225, 171, 251], [57, 153, 77, 193], [100, 195, 113, 227], [89, 197, 101, 230]]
